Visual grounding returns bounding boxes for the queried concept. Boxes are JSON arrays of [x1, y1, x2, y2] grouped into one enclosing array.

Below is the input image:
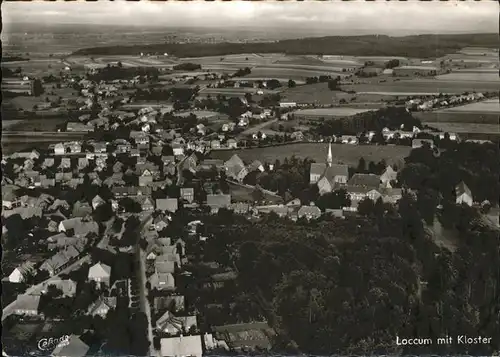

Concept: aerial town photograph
[[1, 1, 499, 357]]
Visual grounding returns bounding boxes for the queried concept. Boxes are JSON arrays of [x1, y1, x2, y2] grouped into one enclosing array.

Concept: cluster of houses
[[405, 92, 486, 111]]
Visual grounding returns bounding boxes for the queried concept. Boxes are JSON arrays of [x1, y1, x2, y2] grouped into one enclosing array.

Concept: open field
[[458, 47, 499, 56], [209, 143, 411, 167], [2, 117, 67, 132], [435, 72, 500, 82], [281, 82, 353, 104], [415, 112, 498, 124], [176, 110, 228, 120], [426, 122, 500, 134], [67, 55, 178, 68], [4, 117, 67, 132], [199, 87, 278, 97], [2, 120, 24, 129], [229, 182, 283, 204], [438, 98, 500, 113], [245, 67, 347, 81], [234, 77, 307, 85], [292, 107, 375, 117], [415, 98, 499, 124], [2, 58, 68, 76], [343, 79, 500, 95]]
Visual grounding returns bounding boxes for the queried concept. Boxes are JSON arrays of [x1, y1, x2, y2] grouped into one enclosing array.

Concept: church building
[[309, 143, 349, 195]]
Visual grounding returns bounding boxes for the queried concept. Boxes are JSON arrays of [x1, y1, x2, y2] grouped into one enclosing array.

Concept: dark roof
[[348, 173, 380, 188], [346, 185, 380, 195], [213, 322, 275, 351], [297, 205, 322, 218], [207, 194, 231, 208], [156, 198, 178, 213], [52, 335, 89, 357], [225, 154, 245, 168], [323, 164, 349, 181], [456, 181, 472, 197], [310, 163, 326, 176]]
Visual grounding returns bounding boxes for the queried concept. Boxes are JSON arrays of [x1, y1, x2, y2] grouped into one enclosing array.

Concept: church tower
[[327, 142, 333, 167]]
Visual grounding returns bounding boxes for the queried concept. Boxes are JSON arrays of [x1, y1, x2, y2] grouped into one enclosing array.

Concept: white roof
[[160, 335, 203, 357]]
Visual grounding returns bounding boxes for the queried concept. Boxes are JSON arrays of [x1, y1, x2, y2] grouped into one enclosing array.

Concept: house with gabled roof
[[51, 335, 89, 357], [134, 195, 155, 211], [58, 217, 99, 237], [78, 157, 89, 169], [59, 158, 72, 170], [180, 187, 195, 203], [13, 295, 40, 316], [42, 157, 56, 168], [40, 246, 81, 276], [130, 130, 150, 145], [156, 311, 198, 335], [347, 186, 382, 204], [160, 335, 203, 357], [297, 205, 322, 220], [88, 262, 111, 286], [456, 181, 473, 206], [154, 294, 185, 313], [139, 171, 154, 187], [8, 262, 36, 283], [207, 194, 231, 214], [87, 296, 117, 317], [156, 198, 179, 213], [92, 195, 106, 210], [149, 271, 175, 291], [380, 166, 398, 187], [348, 173, 381, 189], [39, 278, 77, 297], [54, 143, 66, 156]]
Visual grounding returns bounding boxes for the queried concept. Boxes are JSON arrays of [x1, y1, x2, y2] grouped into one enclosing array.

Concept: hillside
[[72, 34, 499, 59]]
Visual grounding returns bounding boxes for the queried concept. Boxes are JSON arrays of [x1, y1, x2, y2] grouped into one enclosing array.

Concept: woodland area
[[73, 34, 499, 58], [197, 198, 499, 355]]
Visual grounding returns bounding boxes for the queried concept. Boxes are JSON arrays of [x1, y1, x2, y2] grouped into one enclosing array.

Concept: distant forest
[[72, 34, 499, 58]]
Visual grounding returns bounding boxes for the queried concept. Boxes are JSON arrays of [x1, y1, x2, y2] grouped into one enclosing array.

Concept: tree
[[120, 198, 142, 213], [385, 59, 400, 69], [328, 78, 339, 91], [93, 203, 114, 223], [288, 79, 296, 88], [417, 188, 439, 225], [357, 157, 366, 173], [33, 79, 44, 97], [252, 187, 265, 203], [357, 198, 375, 216], [317, 189, 351, 211]]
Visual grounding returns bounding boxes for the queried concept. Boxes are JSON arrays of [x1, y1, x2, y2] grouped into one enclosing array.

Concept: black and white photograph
[[1, 1, 499, 356]]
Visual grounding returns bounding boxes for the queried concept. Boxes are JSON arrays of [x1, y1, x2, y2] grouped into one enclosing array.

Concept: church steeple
[[327, 142, 333, 167]]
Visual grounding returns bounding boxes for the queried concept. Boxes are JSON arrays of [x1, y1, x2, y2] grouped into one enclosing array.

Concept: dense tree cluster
[[73, 34, 498, 59], [172, 62, 202, 71], [87, 65, 159, 81], [200, 195, 499, 355], [384, 59, 401, 69], [315, 107, 422, 137], [243, 156, 313, 200], [398, 142, 500, 205], [233, 67, 251, 77]]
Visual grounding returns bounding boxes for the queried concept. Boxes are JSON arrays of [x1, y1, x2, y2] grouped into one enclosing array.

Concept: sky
[[2, 0, 498, 35]]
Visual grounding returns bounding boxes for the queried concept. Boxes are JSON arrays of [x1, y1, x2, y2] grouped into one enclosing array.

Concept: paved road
[[1, 254, 91, 321], [134, 213, 155, 356]]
